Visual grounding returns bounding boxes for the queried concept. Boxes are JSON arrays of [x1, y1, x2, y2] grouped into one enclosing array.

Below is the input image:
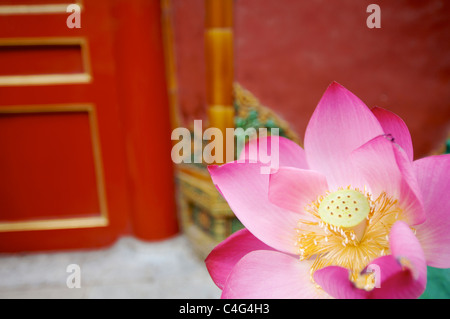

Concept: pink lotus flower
[[205, 82, 450, 299]]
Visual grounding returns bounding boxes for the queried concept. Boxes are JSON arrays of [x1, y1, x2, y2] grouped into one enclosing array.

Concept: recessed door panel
[[0, 106, 106, 227]]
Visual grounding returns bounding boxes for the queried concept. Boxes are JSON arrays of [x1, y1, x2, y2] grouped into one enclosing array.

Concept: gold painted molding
[[0, 37, 92, 86], [0, 1, 83, 15], [0, 103, 109, 232], [0, 216, 108, 232]]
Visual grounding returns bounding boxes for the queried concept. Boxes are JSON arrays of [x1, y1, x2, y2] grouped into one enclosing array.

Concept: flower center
[[295, 187, 403, 288], [318, 189, 370, 228]]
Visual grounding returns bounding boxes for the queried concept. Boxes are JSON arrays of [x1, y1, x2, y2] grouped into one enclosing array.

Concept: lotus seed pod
[[318, 189, 370, 228]]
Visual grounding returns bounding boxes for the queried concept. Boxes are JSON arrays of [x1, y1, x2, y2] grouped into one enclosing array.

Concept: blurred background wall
[[173, 0, 450, 158]]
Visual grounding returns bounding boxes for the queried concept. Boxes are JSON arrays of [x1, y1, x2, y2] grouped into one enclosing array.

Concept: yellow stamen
[[354, 272, 377, 291]]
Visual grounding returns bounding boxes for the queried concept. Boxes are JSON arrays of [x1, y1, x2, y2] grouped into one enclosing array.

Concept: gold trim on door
[[0, 104, 109, 232], [0, 37, 92, 86], [0, 1, 84, 15]]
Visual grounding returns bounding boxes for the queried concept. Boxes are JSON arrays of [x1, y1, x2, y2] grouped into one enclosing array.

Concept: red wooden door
[[0, 0, 178, 252]]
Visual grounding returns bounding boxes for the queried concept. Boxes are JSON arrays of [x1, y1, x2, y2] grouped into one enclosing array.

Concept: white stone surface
[[0, 235, 222, 299]]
